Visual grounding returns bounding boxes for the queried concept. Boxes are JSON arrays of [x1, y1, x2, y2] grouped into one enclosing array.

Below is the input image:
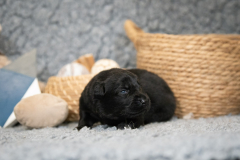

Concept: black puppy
[[77, 68, 176, 130]]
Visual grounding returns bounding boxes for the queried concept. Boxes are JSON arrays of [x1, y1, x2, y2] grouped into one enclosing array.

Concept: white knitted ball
[[57, 62, 89, 77], [91, 59, 120, 75]]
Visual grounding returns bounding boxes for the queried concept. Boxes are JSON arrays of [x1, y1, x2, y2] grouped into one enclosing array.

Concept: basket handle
[[124, 20, 144, 43]]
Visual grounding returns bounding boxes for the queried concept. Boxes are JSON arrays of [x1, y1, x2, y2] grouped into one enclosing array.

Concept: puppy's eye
[[120, 89, 129, 94]]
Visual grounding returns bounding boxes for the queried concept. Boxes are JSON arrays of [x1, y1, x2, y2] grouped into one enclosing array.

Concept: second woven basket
[[124, 20, 240, 118]]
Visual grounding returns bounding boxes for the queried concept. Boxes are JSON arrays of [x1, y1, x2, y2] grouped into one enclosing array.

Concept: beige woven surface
[[125, 20, 240, 118], [44, 74, 94, 121]]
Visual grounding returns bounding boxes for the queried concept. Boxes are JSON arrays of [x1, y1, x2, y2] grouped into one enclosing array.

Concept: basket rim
[[124, 19, 240, 43]]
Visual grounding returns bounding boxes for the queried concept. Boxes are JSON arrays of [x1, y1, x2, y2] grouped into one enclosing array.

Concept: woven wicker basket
[[125, 20, 240, 118], [44, 75, 94, 121]]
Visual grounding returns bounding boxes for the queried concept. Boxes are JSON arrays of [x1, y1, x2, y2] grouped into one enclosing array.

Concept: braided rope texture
[[125, 20, 240, 118], [44, 75, 94, 121]]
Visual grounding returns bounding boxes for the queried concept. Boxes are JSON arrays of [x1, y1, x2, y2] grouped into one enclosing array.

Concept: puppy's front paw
[[128, 121, 136, 129], [76, 124, 85, 131], [76, 120, 88, 131], [117, 123, 127, 129], [117, 122, 136, 129]]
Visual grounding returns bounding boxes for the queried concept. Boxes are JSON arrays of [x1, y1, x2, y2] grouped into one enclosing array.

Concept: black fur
[[77, 68, 176, 130]]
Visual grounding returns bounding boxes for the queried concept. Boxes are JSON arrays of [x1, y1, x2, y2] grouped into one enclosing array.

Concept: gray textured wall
[[0, 0, 239, 81]]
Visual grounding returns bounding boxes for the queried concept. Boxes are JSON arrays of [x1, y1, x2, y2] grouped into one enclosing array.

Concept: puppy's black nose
[[140, 99, 145, 104], [138, 98, 146, 106]]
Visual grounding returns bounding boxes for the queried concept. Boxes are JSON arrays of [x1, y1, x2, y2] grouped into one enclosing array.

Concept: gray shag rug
[[1, 115, 240, 160]]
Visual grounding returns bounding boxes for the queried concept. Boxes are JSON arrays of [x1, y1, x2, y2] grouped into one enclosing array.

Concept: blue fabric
[[0, 69, 34, 127]]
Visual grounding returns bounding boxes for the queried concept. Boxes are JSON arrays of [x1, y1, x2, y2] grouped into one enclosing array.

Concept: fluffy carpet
[[1, 115, 240, 160]]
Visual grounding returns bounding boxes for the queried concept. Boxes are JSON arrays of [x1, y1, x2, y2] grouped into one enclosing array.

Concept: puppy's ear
[[94, 82, 105, 99]]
